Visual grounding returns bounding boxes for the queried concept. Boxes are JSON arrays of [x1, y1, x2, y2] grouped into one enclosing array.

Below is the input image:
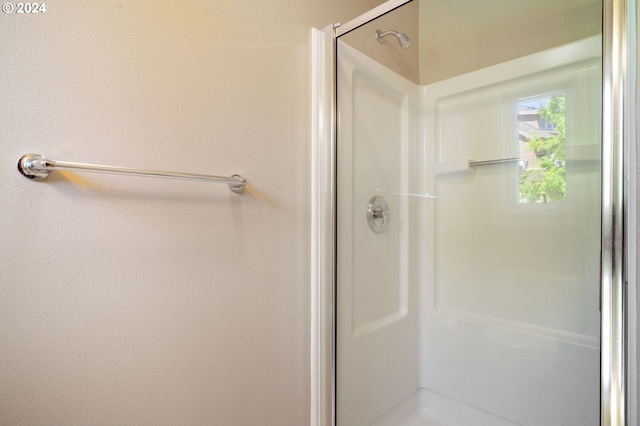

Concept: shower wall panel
[[420, 37, 602, 425], [336, 42, 421, 426]]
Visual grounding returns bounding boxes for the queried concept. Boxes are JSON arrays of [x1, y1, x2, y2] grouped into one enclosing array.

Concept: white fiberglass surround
[[335, 36, 601, 426]]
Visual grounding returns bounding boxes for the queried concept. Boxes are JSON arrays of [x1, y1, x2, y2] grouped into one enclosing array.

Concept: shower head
[[376, 29, 412, 50]]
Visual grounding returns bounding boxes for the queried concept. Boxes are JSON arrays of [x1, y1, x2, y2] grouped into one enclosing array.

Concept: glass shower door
[[335, 1, 603, 425]]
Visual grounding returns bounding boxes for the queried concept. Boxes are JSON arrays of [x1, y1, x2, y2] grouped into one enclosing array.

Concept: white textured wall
[[0, 1, 381, 425], [418, 0, 600, 84]]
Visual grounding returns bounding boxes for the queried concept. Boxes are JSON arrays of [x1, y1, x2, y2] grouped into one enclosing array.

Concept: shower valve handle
[[366, 196, 390, 233], [371, 205, 389, 221]]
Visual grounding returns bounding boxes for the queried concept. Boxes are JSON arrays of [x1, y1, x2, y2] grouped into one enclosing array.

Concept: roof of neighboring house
[[519, 118, 558, 140]]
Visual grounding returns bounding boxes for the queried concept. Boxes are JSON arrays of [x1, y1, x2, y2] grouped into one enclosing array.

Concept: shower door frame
[[310, 0, 635, 424]]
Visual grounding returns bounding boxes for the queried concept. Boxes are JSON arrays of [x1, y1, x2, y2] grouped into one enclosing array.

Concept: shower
[[312, 0, 632, 424], [375, 29, 412, 49]]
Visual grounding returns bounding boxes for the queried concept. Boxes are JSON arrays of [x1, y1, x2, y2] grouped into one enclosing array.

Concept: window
[[517, 95, 566, 203]]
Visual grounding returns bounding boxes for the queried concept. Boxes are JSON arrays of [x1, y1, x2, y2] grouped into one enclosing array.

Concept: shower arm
[[376, 30, 399, 41]]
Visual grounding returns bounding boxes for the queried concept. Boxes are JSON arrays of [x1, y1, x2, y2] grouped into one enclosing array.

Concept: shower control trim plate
[[367, 195, 389, 233]]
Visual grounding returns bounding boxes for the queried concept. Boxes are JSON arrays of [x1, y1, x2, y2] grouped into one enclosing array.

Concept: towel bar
[[17, 153, 247, 193]]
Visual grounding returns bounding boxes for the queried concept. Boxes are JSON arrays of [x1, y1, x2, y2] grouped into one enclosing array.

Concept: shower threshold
[[369, 388, 521, 426]]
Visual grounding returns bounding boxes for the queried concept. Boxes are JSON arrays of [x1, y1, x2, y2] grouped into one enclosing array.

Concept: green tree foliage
[[519, 96, 566, 203]]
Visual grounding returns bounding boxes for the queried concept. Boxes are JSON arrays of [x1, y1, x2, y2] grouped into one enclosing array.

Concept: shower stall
[[312, 0, 634, 425]]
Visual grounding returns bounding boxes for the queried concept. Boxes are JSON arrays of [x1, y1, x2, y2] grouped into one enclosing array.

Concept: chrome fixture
[[375, 189, 438, 199], [469, 157, 519, 167], [366, 195, 390, 233], [17, 153, 247, 193], [375, 29, 412, 49], [601, 0, 628, 423]]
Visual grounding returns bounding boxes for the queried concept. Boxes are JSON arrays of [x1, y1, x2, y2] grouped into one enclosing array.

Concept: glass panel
[[518, 95, 567, 204], [335, 1, 602, 425]]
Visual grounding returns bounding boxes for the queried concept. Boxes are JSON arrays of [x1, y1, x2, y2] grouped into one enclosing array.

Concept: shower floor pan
[[369, 388, 521, 426]]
